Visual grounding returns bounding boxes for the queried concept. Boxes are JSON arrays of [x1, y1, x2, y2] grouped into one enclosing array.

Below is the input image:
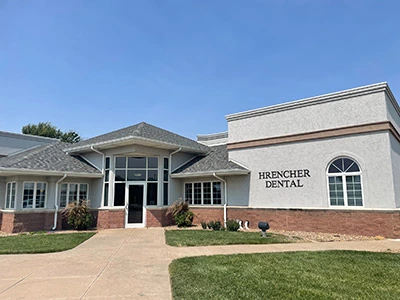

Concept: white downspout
[[52, 173, 67, 230], [213, 173, 227, 227]]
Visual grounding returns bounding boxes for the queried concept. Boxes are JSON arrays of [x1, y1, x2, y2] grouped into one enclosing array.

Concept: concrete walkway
[[1, 229, 400, 300]]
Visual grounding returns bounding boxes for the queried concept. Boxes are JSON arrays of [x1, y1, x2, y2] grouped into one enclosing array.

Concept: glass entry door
[[126, 184, 145, 227]]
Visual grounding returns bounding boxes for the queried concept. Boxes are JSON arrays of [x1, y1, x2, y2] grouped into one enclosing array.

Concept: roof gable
[[65, 122, 209, 153]]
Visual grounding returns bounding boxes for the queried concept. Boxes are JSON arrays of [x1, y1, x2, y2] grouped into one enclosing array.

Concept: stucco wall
[[0, 177, 5, 209], [228, 91, 387, 144], [229, 132, 395, 209], [389, 134, 400, 208]]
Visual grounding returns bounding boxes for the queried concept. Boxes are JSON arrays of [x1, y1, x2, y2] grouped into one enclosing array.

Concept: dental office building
[[1, 82, 400, 237]]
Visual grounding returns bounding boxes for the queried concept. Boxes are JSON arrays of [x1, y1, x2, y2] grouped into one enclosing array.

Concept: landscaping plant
[[226, 219, 240, 231], [207, 220, 222, 231], [167, 200, 194, 227], [201, 221, 207, 229], [62, 200, 93, 230]]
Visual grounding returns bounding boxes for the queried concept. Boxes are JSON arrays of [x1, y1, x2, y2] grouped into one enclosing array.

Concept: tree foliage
[[22, 122, 81, 143]]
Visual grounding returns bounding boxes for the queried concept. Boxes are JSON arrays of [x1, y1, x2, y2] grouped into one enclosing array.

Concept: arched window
[[327, 157, 363, 207]]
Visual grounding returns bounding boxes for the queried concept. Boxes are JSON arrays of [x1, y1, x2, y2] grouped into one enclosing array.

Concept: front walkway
[[1, 228, 400, 300]]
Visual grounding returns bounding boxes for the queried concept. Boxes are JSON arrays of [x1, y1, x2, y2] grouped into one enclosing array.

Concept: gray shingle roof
[[66, 122, 209, 153], [0, 142, 101, 175], [172, 145, 248, 175]]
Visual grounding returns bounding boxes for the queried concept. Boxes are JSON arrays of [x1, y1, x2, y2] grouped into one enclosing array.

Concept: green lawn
[[170, 251, 400, 299], [165, 230, 298, 246], [0, 232, 96, 254]]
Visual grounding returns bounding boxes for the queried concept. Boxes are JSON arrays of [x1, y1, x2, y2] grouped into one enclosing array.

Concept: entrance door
[[126, 184, 145, 227]]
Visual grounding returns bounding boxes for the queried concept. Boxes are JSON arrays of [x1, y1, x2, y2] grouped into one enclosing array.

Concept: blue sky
[[1, 0, 400, 140]]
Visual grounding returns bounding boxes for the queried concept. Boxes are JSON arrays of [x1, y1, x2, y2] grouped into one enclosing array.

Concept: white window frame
[[184, 181, 222, 206], [327, 157, 364, 207], [59, 183, 90, 208], [5, 182, 17, 209], [22, 181, 47, 209], [103, 156, 111, 207]]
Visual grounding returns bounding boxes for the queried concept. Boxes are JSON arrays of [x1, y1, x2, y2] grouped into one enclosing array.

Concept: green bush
[[226, 219, 240, 231], [207, 220, 222, 231], [167, 200, 194, 227], [201, 221, 207, 229], [62, 200, 93, 230]]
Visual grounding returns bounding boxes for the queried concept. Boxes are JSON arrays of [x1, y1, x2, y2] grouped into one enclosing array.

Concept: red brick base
[[97, 209, 125, 229], [1, 211, 63, 233], [146, 208, 173, 227], [190, 207, 400, 238]]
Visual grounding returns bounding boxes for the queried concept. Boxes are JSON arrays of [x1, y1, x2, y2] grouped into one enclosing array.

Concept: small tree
[[62, 200, 93, 230], [22, 122, 81, 143], [167, 199, 194, 227]]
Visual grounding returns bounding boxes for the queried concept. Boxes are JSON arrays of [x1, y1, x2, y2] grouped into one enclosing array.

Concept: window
[[163, 157, 169, 206], [5, 182, 16, 209], [184, 181, 222, 205], [23, 182, 47, 209], [60, 183, 89, 207], [104, 157, 110, 206], [327, 157, 363, 207], [114, 156, 159, 206]]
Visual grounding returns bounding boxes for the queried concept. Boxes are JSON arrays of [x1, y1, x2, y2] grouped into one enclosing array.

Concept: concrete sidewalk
[[1, 229, 400, 300], [0, 229, 171, 300]]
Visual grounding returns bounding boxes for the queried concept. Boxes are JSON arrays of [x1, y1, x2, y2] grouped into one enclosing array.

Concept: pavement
[[1, 228, 400, 300]]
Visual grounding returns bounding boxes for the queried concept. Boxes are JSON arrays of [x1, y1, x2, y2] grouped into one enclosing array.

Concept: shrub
[[167, 200, 194, 227], [201, 221, 207, 229], [207, 220, 222, 231], [226, 219, 240, 231], [62, 200, 93, 230]]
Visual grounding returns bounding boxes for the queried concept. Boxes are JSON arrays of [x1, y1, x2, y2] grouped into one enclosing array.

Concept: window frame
[[5, 182, 17, 209], [113, 156, 160, 207], [326, 157, 364, 207], [22, 181, 48, 209], [59, 183, 89, 208], [184, 181, 222, 206], [103, 156, 111, 207]]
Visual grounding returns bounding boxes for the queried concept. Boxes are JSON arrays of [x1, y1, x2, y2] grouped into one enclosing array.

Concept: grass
[[0, 232, 96, 254], [165, 229, 298, 246], [170, 251, 400, 300]]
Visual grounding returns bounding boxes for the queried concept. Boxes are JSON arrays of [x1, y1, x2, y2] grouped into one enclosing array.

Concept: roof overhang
[[65, 136, 208, 154], [0, 168, 103, 178], [171, 169, 250, 178]]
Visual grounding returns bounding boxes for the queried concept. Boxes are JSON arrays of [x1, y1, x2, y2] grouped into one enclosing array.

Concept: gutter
[[52, 174, 67, 230], [213, 173, 227, 227]]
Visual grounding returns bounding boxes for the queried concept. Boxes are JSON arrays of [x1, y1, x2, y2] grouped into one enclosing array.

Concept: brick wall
[[190, 207, 400, 238], [146, 209, 173, 227], [1, 211, 63, 233], [97, 209, 125, 229]]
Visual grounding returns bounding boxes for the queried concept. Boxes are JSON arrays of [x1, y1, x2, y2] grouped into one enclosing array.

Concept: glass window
[[127, 170, 146, 181], [193, 183, 202, 205], [115, 170, 126, 181], [147, 170, 158, 181], [114, 183, 126, 206], [148, 157, 158, 168], [60, 184, 68, 207], [104, 183, 109, 206], [105, 157, 110, 169], [327, 157, 362, 207], [163, 183, 168, 206], [115, 157, 126, 168], [213, 182, 222, 205], [128, 157, 146, 168], [164, 157, 169, 170], [23, 182, 46, 209], [5, 182, 16, 209], [203, 182, 211, 205], [147, 183, 158, 206], [185, 183, 192, 204], [59, 183, 89, 207]]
